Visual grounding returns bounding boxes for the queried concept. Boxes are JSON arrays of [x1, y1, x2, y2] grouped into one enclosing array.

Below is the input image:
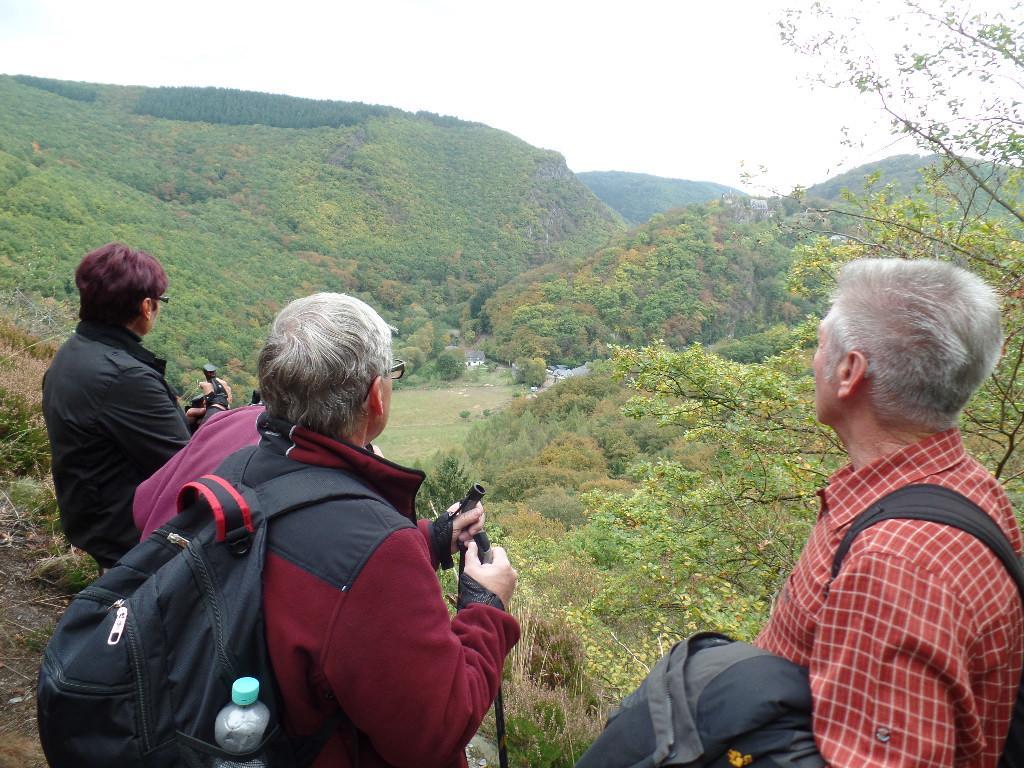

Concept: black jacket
[[42, 321, 190, 567]]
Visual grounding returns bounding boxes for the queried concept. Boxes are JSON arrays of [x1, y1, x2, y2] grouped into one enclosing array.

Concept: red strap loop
[[174, 475, 253, 543], [202, 475, 254, 534]]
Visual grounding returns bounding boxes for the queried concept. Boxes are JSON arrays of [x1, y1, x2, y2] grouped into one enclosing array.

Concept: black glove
[[205, 390, 230, 410], [457, 571, 504, 611], [428, 516, 455, 570]]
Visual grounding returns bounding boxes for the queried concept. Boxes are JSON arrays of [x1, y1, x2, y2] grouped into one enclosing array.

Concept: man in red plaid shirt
[[756, 258, 1022, 767]]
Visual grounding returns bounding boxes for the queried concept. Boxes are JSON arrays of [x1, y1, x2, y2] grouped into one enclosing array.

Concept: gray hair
[[258, 292, 392, 439], [821, 258, 1002, 431]]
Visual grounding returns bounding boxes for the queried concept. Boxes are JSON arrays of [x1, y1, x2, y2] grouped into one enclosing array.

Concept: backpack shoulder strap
[[831, 485, 1024, 768], [175, 445, 393, 550], [251, 463, 389, 521], [830, 483, 1024, 600], [214, 443, 390, 517]]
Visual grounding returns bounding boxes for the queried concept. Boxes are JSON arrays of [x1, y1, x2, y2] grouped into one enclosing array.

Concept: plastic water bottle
[[213, 677, 270, 768]]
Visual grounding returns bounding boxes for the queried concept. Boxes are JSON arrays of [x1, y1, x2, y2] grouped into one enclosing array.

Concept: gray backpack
[[574, 632, 823, 768]]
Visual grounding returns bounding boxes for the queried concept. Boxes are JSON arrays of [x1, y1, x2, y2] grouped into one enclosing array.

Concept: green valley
[[377, 370, 522, 466]]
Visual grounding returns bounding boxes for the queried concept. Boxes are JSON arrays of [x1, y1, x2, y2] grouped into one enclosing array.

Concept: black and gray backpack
[[574, 632, 823, 768], [37, 446, 380, 768]]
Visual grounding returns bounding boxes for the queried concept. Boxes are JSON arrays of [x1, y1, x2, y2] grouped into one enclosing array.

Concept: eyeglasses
[[156, 295, 170, 304], [365, 360, 406, 401]]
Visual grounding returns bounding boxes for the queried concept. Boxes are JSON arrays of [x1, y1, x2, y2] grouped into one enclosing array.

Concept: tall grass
[[0, 317, 56, 476], [499, 604, 604, 767], [0, 315, 95, 588]]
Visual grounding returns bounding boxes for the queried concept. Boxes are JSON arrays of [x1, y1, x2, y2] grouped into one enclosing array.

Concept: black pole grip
[[454, 484, 492, 564], [474, 531, 493, 564], [454, 483, 485, 517]]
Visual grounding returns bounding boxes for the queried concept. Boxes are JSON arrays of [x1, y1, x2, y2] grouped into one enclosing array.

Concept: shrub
[[537, 434, 607, 474], [1, 477, 97, 592], [0, 318, 55, 477], [499, 505, 566, 540], [32, 552, 98, 593], [527, 486, 586, 528], [500, 606, 603, 767], [0, 386, 51, 476], [436, 349, 465, 381], [492, 465, 578, 501], [416, 454, 471, 518]]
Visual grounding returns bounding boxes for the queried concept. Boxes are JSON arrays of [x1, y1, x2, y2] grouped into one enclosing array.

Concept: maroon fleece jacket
[[258, 422, 520, 767]]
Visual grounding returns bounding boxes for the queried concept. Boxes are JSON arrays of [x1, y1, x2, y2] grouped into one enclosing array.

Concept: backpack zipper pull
[[167, 532, 189, 548], [108, 602, 128, 646]]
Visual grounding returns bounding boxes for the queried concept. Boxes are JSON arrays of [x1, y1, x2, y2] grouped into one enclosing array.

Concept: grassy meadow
[[375, 368, 525, 465]]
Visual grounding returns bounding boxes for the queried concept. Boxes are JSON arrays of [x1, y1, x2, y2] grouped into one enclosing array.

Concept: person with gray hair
[[818, 258, 1003, 434], [756, 258, 1021, 767], [145, 292, 520, 768], [257, 292, 395, 440]]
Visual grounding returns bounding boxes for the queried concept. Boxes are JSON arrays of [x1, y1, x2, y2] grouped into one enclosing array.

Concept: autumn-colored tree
[[515, 357, 547, 388], [435, 349, 465, 381]]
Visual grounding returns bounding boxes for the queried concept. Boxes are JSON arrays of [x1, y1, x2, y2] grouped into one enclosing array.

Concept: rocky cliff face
[[524, 153, 621, 250]]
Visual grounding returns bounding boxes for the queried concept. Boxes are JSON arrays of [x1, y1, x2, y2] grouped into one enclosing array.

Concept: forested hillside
[[805, 154, 942, 200], [0, 76, 622, 389], [481, 202, 814, 366], [805, 153, 1022, 217], [578, 170, 742, 224]]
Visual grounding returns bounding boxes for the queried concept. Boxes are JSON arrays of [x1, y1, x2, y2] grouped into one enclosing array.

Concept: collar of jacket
[[256, 413, 425, 522], [75, 320, 168, 377]]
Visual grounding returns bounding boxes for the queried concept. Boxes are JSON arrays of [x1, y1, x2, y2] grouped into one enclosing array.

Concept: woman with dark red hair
[[42, 243, 199, 569]]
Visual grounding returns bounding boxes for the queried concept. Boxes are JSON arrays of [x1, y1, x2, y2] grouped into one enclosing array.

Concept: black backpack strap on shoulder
[[292, 709, 353, 767], [250, 466, 380, 768], [252, 464, 389, 523], [211, 444, 260, 484], [830, 484, 1024, 600], [829, 483, 1024, 768]]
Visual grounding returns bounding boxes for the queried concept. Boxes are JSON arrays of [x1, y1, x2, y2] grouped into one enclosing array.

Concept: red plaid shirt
[[756, 429, 1023, 767]]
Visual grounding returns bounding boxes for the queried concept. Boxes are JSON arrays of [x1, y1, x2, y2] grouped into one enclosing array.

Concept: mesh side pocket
[[177, 726, 294, 768]]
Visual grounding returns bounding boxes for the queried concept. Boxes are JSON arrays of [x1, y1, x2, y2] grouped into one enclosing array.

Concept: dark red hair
[[75, 243, 168, 326]]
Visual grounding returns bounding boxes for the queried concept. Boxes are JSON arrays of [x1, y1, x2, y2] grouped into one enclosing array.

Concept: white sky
[[0, 0, 974, 192]]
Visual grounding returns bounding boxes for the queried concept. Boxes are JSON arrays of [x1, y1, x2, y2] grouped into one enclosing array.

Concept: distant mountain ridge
[[578, 170, 744, 224], [0, 75, 622, 386], [805, 154, 942, 200], [803, 152, 1024, 220]]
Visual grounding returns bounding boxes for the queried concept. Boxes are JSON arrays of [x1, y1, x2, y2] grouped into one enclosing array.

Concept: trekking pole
[[455, 486, 508, 768], [494, 674, 509, 768], [452, 484, 490, 563]]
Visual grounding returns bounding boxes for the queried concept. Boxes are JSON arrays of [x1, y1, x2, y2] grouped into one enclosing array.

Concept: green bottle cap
[[231, 677, 260, 706]]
